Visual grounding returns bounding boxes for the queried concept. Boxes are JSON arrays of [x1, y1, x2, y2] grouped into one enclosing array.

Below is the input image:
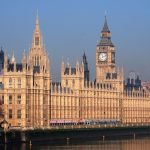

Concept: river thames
[[1, 137, 150, 150]]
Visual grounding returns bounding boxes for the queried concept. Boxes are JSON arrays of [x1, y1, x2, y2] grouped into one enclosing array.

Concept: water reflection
[[1, 137, 150, 150]]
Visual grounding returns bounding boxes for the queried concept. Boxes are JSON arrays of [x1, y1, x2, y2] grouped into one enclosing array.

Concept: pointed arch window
[[35, 57, 36, 66], [66, 80, 68, 86], [17, 95, 21, 104], [37, 56, 39, 66], [9, 109, 12, 119], [72, 79, 75, 86], [35, 37, 39, 46], [18, 78, 21, 88], [8, 95, 12, 104], [9, 78, 12, 87]]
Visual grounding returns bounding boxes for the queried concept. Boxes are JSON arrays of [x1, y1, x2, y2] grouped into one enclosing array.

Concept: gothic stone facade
[[0, 16, 150, 128]]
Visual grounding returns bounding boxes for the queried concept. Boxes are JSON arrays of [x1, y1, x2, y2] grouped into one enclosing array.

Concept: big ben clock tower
[[96, 16, 116, 83]]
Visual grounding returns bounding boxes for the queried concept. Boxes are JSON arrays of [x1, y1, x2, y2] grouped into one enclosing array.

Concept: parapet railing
[[15, 123, 150, 131]]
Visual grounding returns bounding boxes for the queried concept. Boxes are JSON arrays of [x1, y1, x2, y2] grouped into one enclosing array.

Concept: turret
[[82, 52, 89, 82], [22, 50, 27, 71], [11, 52, 16, 72], [76, 59, 80, 72], [11, 52, 16, 64], [61, 58, 65, 76], [4, 53, 8, 66], [0, 47, 4, 72]]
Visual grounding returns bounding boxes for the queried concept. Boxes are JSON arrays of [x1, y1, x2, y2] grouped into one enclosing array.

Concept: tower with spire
[[96, 15, 116, 82], [25, 14, 51, 127], [95, 15, 123, 90], [28, 14, 49, 74]]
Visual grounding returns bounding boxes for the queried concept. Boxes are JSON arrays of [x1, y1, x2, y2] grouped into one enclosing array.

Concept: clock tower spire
[[96, 15, 116, 82]]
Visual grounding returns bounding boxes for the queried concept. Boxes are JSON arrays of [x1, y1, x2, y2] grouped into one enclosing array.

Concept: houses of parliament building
[[0, 15, 150, 128]]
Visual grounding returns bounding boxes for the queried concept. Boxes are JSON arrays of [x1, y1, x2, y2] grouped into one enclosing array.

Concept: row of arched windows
[[9, 78, 21, 88], [32, 56, 41, 66]]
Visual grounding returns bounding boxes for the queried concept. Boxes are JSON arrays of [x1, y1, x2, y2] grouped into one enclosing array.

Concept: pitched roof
[[102, 16, 110, 33], [98, 37, 114, 47]]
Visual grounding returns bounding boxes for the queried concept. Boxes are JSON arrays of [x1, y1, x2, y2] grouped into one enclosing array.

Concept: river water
[[1, 137, 150, 150]]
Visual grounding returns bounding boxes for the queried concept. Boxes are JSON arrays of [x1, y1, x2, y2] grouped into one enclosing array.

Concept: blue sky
[[0, 0, 150, 81]]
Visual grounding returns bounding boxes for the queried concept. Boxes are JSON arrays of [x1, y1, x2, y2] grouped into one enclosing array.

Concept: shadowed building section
[[83, 52, 89, 82], [0, 47, 4, 73]]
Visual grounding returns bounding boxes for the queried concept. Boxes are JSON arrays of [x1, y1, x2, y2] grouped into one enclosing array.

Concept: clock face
[[99, 53, 107, 61]]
